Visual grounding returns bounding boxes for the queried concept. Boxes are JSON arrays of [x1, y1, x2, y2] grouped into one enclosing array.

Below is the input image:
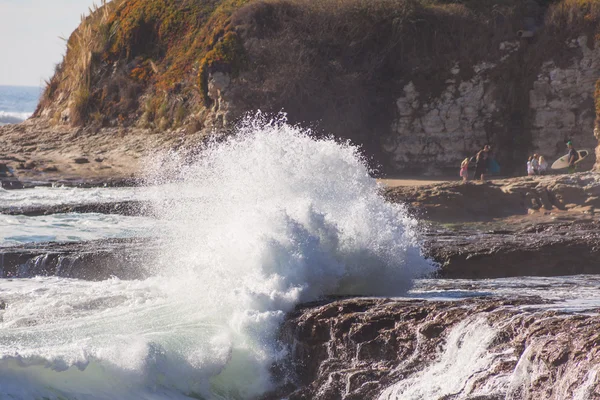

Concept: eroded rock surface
[[266, 298, 600, 400], [0, 238, 153, 280], [384, 172, 600, 222], [424, 220, 600, 278]]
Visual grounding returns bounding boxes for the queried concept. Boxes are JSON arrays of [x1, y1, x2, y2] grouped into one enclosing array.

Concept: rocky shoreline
[[384, 172, 600, 222], [1, 170, 599, 398], [3, 216, 598, 281], [0, 238, 153, 281], [0, 200, 146, 217], [263, 296, 600, 399], [0, 119, 205, 183], [2, 172, 599, 281]]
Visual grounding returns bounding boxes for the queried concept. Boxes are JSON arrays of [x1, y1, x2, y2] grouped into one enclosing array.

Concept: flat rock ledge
[[384, 172, 600, 222], [0, 238, 153, 280], [0, 219, 598, 281], [0, 200, 148, 217], [424, 220, 600, 278]]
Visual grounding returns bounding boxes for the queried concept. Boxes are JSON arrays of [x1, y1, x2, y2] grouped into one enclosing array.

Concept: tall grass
[[36, 0, 116, 124]]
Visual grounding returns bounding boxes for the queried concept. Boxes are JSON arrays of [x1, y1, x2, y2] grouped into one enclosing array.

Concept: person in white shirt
[[527, 156, 535, 176], [538, 155, 548, 175]]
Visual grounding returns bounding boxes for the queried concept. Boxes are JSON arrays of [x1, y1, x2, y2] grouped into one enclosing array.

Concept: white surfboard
[[551, 150, 589, 170]]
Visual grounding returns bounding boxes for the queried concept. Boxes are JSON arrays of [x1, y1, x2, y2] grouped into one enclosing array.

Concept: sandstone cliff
[[16, 0, 600, 176]]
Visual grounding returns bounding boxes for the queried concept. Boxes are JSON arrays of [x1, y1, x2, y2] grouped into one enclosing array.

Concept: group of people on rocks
[[460, 144, 494, 182], [526, 154, 548, 176], [460, 140, 581, 182]]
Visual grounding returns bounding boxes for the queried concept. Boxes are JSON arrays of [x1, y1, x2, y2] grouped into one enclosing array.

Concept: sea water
[[0, 85, 41, 125], [0, 115, 435, 399]]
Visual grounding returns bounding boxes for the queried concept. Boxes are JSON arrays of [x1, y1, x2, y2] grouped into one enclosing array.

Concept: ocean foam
[[143, 113, 435, 396], [0, 114, 434, 399], [378, 317, 512, 400], [0, 110, 31, 125]]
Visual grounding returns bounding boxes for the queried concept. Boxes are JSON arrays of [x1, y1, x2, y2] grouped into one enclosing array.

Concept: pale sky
[[0, 0, 104, 87]]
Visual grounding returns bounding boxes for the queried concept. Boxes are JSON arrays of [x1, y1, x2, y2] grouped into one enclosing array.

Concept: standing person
[[474, 150, 488, 181], [527, 156, 535, 176], [567, 141, 579, 174], [460, 158, 470, 182], [538, 155, 548, 175], [531, 153, 539, 175]]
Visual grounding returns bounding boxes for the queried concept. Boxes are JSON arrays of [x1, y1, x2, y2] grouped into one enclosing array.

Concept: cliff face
[[32, 0, 600, 175], [387, 35, 600, 175]]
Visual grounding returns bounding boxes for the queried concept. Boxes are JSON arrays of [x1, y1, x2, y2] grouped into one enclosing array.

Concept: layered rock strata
[[384, 172, 600, 222], [0, 200, 147, 217], [0, 238, 152, 280]]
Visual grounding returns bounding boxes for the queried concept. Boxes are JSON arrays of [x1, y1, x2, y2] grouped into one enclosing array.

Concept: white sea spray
[[0, 114, 434, 399]]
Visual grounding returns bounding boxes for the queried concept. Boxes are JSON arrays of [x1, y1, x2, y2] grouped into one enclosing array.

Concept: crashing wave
[[0, 111, 31, 125]]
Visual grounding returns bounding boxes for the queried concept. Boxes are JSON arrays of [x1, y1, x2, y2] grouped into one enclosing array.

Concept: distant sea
[[0, 85, 41, 126]]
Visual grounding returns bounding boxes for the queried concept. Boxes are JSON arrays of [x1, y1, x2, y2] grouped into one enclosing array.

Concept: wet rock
[[0, 200, 149, 217], [265, 298, 600, 400], [419, 322, 445, 338], [0, 238, 155, 281], [423, 220, 600, 278], [0, 178, 24, 190]]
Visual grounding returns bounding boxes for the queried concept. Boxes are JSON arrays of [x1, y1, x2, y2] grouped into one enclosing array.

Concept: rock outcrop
[[265, 297, 600, 400], [384, 172, 600, 222], [386, 34, 600, 175], [3, 0, 597, 178], [424, 220, 600, 278], [0, 238, 152, 280], [0, 200, 146, 217]]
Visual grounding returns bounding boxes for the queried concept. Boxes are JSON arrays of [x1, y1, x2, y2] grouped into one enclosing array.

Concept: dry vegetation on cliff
[[36, 0, 251, 130], [32, 0, 600, 172], [36, 0, 527, 132]]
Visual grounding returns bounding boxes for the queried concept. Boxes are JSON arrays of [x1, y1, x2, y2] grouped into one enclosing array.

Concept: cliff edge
[[3, 0, 600, 178]]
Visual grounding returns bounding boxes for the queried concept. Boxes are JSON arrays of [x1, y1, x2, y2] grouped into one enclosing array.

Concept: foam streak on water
[[0, 115, 433, 399], [0, 186, 145, 208], [0, 213, 157, 247]]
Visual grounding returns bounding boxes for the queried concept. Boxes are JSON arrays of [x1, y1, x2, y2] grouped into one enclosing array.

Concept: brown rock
[[266, 298, 600, 400]]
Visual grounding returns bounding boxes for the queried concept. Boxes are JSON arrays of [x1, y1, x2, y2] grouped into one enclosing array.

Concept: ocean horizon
[[0, 85, 42, 126]]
